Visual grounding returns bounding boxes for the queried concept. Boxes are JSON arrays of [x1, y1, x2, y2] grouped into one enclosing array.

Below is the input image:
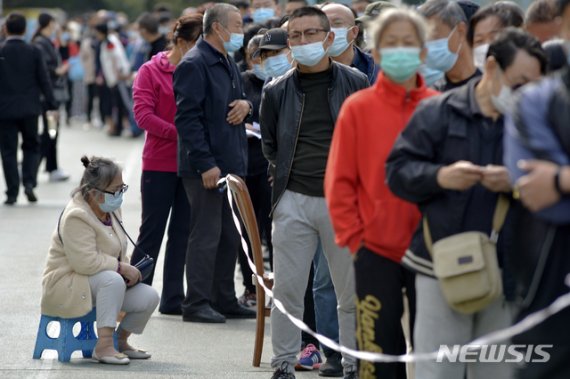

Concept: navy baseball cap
[[253, 28, 288, 58]]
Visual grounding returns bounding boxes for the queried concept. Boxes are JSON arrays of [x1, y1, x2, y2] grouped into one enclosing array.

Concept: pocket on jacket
[[363, 199, 420, 253]]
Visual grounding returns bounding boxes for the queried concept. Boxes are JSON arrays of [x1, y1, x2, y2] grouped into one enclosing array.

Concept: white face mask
[[490, 68, 513, 114], [473, 43, 490, 72]]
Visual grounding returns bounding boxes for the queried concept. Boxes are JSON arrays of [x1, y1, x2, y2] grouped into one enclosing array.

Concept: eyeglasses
[[97, 184, 129, 197], [288, 28, 328, 43]]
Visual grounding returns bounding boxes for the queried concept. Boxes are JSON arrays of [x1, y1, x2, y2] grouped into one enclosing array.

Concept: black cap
[[457, 0, 480, 22], [253, 28, 288, 58], [356, 1, 396, 24]]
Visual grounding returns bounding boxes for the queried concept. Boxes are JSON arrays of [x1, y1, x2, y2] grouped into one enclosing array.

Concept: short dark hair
[[172, 14, 203, 44], [487, 28, 547, 75], [288, 6, 331, 31], [467, 3, 524, 46], [5, 13, 26, 35], [525, 0, 558, 24], [138, 12, 160, 35], [558, 0, 570, 14]]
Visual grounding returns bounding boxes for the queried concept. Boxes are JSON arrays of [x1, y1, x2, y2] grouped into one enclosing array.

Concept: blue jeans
[[313, 241, 340, 357]]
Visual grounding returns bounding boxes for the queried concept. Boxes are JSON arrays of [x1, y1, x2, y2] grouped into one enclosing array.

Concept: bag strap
[[111, 212, 146, 256], [423, 194, 510, 256]]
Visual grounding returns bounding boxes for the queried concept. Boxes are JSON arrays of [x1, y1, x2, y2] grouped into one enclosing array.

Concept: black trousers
[[0, 117, 40, 199], [238, 170, 274, 292], [181, 177, 240, 313], [86, 83, 97, 123], [354, 247, 415, 379], [513, 219, 570, 379], [40, 111, 59, 173], [131, 171, 190, 313]]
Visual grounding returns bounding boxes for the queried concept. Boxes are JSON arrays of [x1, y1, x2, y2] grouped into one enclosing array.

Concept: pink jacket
[[133, 52, 178, 172]]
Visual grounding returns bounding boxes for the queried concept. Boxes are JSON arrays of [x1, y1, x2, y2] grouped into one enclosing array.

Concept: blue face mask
[[425, 29, 459, 72], [253, 63, 268, 80], [264, 52, 292, 77], [98, 191, 124, 213], [328, 27, 354, 57], [379, 47, 422, 83], [419, 64, 445, 87], [291, 34, 329, 67], [220, 27, 244, 54], [252, 8, 275, 24]]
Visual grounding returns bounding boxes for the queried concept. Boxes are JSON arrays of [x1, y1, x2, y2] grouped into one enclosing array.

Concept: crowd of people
[[1, 0, 570, 378]]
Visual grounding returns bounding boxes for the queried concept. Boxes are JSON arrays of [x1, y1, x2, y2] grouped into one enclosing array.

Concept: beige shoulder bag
[[423, 195, 510, 314]]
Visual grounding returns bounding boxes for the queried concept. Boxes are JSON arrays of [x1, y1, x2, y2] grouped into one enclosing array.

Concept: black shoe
[[343, 372, 358, 379], [271, 368, 296, 379], [182, 306, 226, 323], [219, 303, 256, 319], [160, 306, 183, 315], [319, 353, 343, 377], [4, 197, 16, 205], [24, 187, 37, 202]]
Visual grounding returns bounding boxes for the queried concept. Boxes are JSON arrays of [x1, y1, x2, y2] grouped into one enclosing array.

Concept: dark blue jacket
[[351, 46, 378, 84], [174, 38, 248, 178], [386, 79, 516, 299], [0, 38, 57, 120]]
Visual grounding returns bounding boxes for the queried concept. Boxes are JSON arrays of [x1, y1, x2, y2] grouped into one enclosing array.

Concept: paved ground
[[0, 124, 322, 378]]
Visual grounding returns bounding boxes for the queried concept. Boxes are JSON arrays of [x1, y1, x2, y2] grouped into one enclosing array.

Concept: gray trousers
[[414, 275, 514, 379], [88, 270, 160, 334], [270, 190, 357, 374]]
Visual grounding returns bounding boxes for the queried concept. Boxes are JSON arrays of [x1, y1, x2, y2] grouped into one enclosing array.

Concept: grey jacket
[[259, 61, 369, 212]]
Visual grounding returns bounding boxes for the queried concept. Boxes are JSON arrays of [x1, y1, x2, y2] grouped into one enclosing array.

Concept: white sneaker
[[49, 169, 70, 182]]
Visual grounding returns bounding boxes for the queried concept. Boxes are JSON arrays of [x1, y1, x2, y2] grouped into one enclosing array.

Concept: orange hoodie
[[325, 72, 439, 262]]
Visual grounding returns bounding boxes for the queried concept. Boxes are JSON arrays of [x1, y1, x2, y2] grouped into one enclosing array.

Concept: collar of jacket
[[197, 37, 231, 67], [374, 71, 428, 107], [352, 45, 377, 81], [447, 76, 484, 118]]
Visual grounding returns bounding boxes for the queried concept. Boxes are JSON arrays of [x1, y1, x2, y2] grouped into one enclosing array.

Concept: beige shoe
[[92, 351, 130, 365], [121, 349, 151, 359]]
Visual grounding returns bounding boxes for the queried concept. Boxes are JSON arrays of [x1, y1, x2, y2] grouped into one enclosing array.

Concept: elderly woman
[[325, 8, 438, 378], [41, 156, 159, 365]]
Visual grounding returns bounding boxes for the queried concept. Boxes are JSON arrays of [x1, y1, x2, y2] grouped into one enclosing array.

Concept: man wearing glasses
[[260, 6, 369, 379]]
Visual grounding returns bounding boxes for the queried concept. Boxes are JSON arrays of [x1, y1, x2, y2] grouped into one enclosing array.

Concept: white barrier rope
[[221, 176, 570, 363]]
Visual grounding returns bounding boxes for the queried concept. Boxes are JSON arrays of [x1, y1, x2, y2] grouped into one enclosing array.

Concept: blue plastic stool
[[33, 308, 118, 362]]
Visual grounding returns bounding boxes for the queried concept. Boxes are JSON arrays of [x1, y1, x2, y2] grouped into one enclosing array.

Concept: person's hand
[[55, 63, 69, 76], [268, 174, 274, 187], [47, 110, 60, 121], [201, 166, 221, 189], [245, 123, 255, 131], [437, 161, 484, 191], [120, 262, 141, 287], [481, 165, 512, 193], [516, 160, 561, 212], [227, 100, 251, 125]]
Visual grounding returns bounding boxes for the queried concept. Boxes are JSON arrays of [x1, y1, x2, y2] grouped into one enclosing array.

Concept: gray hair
[[419, 0, 467, 29], [76, 156, 121, 200], [203, 3, 240, 35], [370, 8, 428, 50]]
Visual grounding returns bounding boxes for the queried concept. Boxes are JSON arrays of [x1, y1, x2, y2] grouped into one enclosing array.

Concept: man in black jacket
[[174, 3, 254, 324], [0, 13, 57, 205], [259, 7, 368, 379]]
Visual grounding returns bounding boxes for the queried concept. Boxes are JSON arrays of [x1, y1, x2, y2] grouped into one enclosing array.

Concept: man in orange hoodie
[[325, 8, 438, 379]]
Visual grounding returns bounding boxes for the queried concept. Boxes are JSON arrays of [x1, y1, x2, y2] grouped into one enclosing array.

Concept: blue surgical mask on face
[[220, 27, 244, 54], [98, 191, 123, 213], [291, 34, 329, 67], [252, 8, 275, 24], [328, 27, 353, 57], [379, 47, 422, 83], [264, 52, 292, 77], [419, 64, 445, 87], [425, 28, 460, 73], [253, 63, 268, 80]]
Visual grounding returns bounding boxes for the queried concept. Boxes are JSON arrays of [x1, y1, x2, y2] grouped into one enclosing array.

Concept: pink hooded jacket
[[133, 52, 178, 172]]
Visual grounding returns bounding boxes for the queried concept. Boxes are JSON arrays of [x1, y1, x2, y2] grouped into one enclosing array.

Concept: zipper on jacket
[[272, 92, 305, 213]]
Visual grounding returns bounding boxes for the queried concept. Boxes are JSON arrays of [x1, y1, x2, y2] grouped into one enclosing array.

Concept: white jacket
[[100, 33, 130, 87]]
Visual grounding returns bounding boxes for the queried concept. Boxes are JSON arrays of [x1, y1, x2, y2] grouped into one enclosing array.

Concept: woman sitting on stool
[[41, 155, 159, 365]]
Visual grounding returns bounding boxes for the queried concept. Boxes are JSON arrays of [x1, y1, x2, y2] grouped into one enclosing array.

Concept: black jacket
[[386, 79, 516, 290], [174, 38, 248, 178], [259, 61, 369, 210], [0, 38, 56, 120], [241, 70, 267, 177], [33, 35, 65, 91]]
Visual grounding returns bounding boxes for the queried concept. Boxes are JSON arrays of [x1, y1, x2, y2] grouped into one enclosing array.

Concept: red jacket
[[133, 52, 178, 172], [325, 72, 439, 262]]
